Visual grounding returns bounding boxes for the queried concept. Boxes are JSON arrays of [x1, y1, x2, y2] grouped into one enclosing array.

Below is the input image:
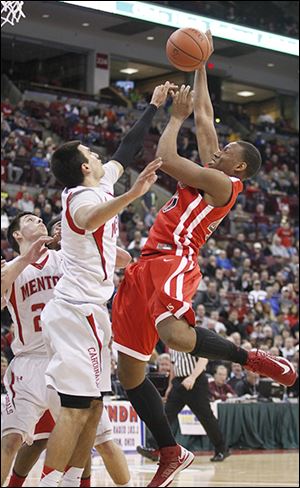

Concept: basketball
[[166, 28, 211, 72]]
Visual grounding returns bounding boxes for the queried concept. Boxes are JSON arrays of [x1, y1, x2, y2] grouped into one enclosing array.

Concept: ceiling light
[[237, 91, 255, 97], [42, 14, 50, 18], [120, 68, 139, 74], [215, 118, 221, 123], [147, 36, 154, 40], [267, 63, 275, 67], [82, 22, 90, 27]]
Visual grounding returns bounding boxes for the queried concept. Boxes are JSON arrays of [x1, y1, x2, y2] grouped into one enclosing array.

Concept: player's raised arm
[[193, 31, 219, 164], [1, 236, 54, 296], [109, 82, 175, 175], [156, 86, 232, 206], [74, 158, 162, 231]]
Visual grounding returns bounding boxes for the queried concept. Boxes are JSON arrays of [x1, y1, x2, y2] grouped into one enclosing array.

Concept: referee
[[137, 350, 230, 462]]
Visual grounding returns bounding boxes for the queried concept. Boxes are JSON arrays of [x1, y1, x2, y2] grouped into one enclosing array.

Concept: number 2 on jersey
[[31, 303, 45, 332]]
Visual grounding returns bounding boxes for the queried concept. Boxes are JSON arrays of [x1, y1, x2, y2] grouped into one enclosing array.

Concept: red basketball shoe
[[245, 350, 297, 387], [147, 445, 194, 487]]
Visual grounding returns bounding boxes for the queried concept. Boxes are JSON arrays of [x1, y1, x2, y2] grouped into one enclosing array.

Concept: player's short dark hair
[[237, 141, 262, 179], [47, 215, 61, 236], [7, 212, 34, 254], [51, 140, 88, 188]]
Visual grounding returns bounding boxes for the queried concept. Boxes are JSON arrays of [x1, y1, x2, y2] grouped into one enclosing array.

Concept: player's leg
[[1, 357, 50, 486], [1, 433, 23, 485], [7, 439, 48, 487], [96, 441, 131, 486], [114, 259, 179, 452], [93, 404, 131, 486], [156, 316, 296, 386], [40, 398, 102, 487], [81, 455, 92, 487], [157, 315, 248, 361], [113, 261, 195, 487], [138, 379, 187, 462], [118, 352, 194, 488], [39, 404, 91, 486], [39, 301, 108, 487], [59, 399, 103, 488], [118, 352, 178, 450]]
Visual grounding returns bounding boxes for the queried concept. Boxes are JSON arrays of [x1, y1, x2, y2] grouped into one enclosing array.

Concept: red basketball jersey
[[142, 177, 243, 262]]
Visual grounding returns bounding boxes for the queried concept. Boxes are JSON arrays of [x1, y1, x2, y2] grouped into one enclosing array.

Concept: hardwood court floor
[[21, 450, 299, 487]]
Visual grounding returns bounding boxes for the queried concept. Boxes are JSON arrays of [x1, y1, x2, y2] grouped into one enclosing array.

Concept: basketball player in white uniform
[[38, 155, 162, 488], [1, 214, 62, 486], [1, 216, 132, 487], [38, 81, 171, 488]]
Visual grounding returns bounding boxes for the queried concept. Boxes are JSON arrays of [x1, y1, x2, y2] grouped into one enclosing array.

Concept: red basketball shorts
[[112, 255, 201, 361]]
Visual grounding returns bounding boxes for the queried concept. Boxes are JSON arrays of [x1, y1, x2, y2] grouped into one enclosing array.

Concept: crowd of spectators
[[1, 91, 299, 402], [152, 1, 299, 38]]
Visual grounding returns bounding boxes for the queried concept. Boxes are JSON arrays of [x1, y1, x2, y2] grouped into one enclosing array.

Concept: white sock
[[115, 481, 133, 487], [39, 467, 63, 487], [60, 466, 85, 487]]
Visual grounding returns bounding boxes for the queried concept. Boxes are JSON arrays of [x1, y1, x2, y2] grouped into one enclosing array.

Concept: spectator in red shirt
[[15, 184, 32, 202], [276, 221, 293, 247], [1, 98, 12, 117], [208, 365, 236, 401]]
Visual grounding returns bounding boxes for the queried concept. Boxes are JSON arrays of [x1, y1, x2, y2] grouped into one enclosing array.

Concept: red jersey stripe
[[8, 371, 16, 408], [92, 225, 107, 280], [9, 283, 24, 345], [66, 193, 85, 235]]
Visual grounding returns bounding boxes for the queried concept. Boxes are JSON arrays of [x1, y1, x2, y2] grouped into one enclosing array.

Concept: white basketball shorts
[[1, 355, 60, 444], [41, 299, 112, 397]]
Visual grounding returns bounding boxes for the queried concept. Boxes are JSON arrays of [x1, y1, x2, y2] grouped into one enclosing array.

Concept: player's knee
[[2, 432, 23, 456], [117, 367, 131, 389], [117, 353, 146, 390], [157, 322, 180, 350], [117, 365, 145, 390], [157, 318, 192, 351], [96, 440, 115, 457]]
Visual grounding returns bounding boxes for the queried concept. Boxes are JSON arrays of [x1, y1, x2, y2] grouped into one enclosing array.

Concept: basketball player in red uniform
[[112, 34, 297, 487]]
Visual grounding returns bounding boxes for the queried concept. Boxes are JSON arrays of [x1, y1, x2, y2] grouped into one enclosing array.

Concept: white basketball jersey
[[4, 250, 63, 357], [54, 161, 119, 306]]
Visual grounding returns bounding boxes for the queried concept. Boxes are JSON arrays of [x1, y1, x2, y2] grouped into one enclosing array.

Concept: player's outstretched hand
[[197, 30, 214, 69], [205, 29, 214, 57], [129, 157, 162, 199], [151, 81, 178, 108], [24, 236, 55, 264], [171, 84, 194, 121]]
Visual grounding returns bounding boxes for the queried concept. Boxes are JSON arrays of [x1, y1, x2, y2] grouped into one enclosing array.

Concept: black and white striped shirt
[[170, 350, 198, 377]]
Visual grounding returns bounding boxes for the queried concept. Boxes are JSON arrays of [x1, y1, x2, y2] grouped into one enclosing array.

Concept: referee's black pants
[[165, 374, 226, 453]]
